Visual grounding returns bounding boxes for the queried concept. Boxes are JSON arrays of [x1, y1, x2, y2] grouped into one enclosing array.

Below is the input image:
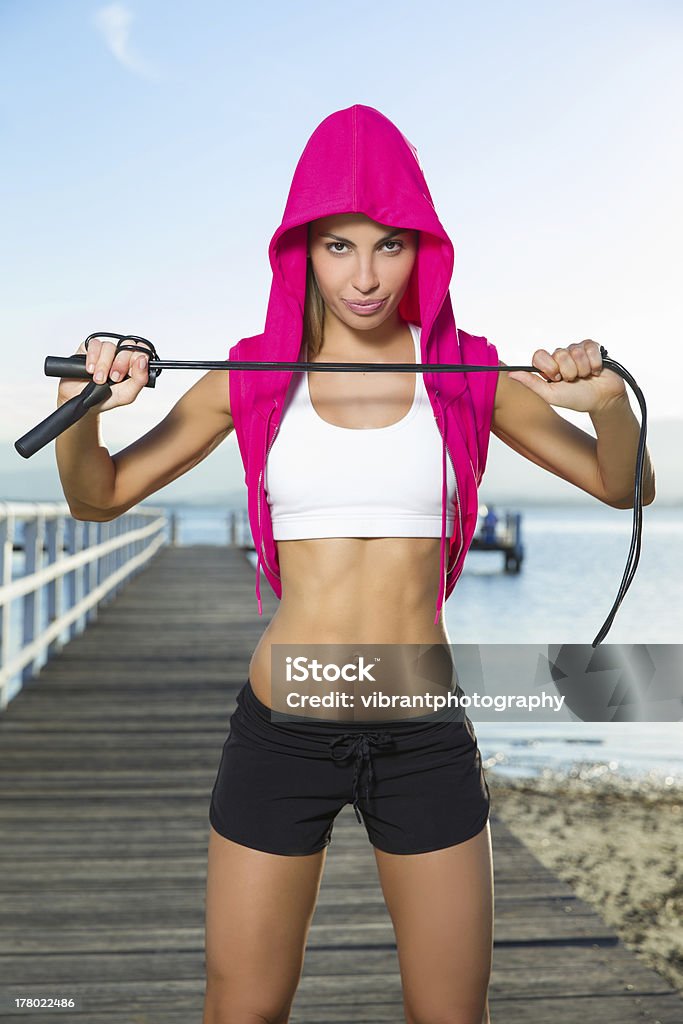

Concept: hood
[[264, 103, 467, 404], [231, 103, 490, 624]]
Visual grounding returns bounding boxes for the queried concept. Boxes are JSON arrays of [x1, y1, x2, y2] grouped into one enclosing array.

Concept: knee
[[205, 1014, 288, 1024], [405, 1000, 489, 1024], [203, 981, 292, 1024], [407, 1017, 486, 1024]]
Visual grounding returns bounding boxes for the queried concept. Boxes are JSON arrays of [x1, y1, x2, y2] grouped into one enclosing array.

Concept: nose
[[350, 255, 381, 294]]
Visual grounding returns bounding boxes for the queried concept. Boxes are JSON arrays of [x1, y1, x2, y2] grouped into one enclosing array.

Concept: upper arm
[[491, 360, 613, 505], [104, 369, 234, 519]]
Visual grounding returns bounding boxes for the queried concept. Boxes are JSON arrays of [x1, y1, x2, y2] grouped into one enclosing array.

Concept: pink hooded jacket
[[228, 104, 500, 624]]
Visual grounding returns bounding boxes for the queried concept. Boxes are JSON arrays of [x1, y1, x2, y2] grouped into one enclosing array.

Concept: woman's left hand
[[506, 340, 627, 414]]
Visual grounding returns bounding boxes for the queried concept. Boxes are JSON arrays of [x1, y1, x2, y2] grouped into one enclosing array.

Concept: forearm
[[54, 398, 117, 519], [589, 392, 656, 507]]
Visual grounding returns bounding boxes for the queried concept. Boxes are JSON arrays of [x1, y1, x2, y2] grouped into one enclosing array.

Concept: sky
[[1, 0, 682, 502]]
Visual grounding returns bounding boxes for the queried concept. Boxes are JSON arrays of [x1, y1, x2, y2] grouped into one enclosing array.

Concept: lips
[[342, 298, 387, 314]]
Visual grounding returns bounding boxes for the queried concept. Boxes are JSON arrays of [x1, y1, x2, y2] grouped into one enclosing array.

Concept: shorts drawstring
[[329, 732, 395, 824]]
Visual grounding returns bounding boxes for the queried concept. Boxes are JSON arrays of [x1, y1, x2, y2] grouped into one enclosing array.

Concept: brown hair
[[302, 250, 325, 361]]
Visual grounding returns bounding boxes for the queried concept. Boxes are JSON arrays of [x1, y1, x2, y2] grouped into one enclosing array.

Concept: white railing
[[167, 506, 252, 548], [0, 502, 168, 710]]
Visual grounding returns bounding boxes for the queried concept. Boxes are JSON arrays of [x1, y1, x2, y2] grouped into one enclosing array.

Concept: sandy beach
[[485, 765, 683, 995]]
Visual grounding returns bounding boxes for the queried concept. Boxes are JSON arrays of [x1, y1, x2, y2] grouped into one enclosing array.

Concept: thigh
[[204, 825, 327, 1022], [374, 821, 494, 1024]]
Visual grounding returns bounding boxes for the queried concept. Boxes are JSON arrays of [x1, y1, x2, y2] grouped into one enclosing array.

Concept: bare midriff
[[248, 535, 453, 712]]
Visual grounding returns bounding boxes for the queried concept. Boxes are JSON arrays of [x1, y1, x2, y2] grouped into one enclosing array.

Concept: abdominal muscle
[[248, 535, 455, 715]]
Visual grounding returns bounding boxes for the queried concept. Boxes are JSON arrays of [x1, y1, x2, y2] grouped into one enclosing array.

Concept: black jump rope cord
[[82, 335, 647, 648]]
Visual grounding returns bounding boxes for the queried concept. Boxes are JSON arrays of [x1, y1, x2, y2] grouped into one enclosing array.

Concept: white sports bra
[[264, 321, 458, 541]]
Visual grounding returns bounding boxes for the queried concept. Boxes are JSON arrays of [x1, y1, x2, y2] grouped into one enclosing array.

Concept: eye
[[325, 239, 406, 255]]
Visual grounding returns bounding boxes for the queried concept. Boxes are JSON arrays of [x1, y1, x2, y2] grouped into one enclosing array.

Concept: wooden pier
[[0, 545, 680, 1022]]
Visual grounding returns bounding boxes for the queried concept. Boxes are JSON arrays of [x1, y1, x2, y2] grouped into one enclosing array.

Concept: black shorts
[[209, 677, 490, 856]]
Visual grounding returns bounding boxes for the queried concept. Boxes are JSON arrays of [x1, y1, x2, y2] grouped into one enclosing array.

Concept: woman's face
[[308, 213, 418, 329]]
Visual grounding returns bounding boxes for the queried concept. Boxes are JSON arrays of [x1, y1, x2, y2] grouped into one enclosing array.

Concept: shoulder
[[458, 329, 500, 375], [457, 329, 502, 414], [494, 358, 510, 413]]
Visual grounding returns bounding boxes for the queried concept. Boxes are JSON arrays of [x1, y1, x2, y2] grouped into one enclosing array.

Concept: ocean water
[[5, 502, 682, 785], [448, 503, 682, 646], [441, 504, 683, 787]]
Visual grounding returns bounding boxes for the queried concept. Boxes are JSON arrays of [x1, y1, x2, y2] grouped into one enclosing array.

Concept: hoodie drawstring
[[256, 401, 277, 616], [329, 731, 396, 823], [434, 391, 447, 626]]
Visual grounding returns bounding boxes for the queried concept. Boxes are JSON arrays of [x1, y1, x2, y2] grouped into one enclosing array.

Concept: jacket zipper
[[434, 393, 464, 578], [446, 436, 464, 578], [257, 400, 281, 578]]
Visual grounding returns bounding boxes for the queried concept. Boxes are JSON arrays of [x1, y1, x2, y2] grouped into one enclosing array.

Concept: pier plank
[[1, 546, 680, 1023]]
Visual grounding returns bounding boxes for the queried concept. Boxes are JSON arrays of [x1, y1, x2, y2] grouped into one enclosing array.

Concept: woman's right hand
[[57, 337, 150, 413]]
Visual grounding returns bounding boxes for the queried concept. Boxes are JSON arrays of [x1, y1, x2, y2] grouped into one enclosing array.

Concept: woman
[[57, 104, 655, 1024]]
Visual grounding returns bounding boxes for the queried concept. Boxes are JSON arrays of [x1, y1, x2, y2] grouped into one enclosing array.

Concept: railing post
[[46, 515, 66, 658], [73, 519, 86, 637], [131, 514, 139, 575], [21, 513, 45, 684], [103, 521, 112, 606], [87, 520, 97, 620], [0, 512, 15, 711], [64, 517, 74, 637], [115, 517, 124, 596]]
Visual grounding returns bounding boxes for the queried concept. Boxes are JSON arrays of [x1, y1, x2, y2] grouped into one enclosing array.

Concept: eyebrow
[[317, 228, 409, 244]]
